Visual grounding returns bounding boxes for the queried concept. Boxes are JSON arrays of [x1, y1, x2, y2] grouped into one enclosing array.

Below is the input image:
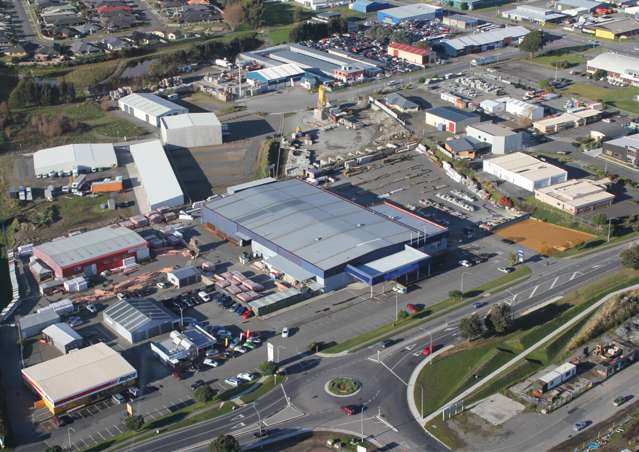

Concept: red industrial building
[[387, 42, 432, 65], [33, 225, 149, 278]]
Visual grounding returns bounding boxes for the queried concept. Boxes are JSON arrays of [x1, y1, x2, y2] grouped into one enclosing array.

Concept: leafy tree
[[459, 315, 483, 340], [539, 79, 551, 90], [308, 341, 321, 353], [448, 290, 463, 302], [193, 385, 216, 403], [209, 434, 240, 452], [520, 30, 544, 58], [621, 245, 639, 270], [224, 2, 245, 29], [486, 303, 513, 334], [592, 69, 607, 80], [592, 213, 608, 226], [508, 252, 518, 266], [125, 415, 145, 431], [398, 309, 410, 320], [242, 0, 264, 28], [259, 361, 278, 375]]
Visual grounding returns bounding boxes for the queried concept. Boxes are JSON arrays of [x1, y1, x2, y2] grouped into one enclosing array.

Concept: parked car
[[614, 396, 630, 406], [459, 260, 472, 268], [156, 282, 169, 289], [574, 421, 589, 432], [233, 345, 248, 354], [198, 291, 211, 302], [281, 327, 290, 338], [236, 306, 247, 316], [243, 341, 256, 350], [241, 310, 253, 320], [421, 345, 433, 357], [248, 336, 262, 345], [203, 358, 220, 368], [116, 292, 128, 301], [190, 379, 205, 391], [472, 302, 486, 309], [406, 304, 421, 314], [112, 393, 126, 404], [85, 303, 98, 313], [67, 316, 82, 327], [237, 372, 257, 382], [376, 339, 393, 349], [497, 267, 514, 274], [224, 377, 240, 387], [128, 387, 142, 399], [341, 405, 356, 416]]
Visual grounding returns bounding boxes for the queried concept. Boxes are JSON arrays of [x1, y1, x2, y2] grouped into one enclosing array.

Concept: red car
[[421, 345, 432, 357], [241, 310, 253, 320], [406, 304, 422, 314], [341, 405, 354, 416]]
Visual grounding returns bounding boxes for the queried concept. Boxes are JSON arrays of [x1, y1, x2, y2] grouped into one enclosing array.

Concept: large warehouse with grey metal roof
[[202, 179, 447, 290], [103, 298, 180, 344]]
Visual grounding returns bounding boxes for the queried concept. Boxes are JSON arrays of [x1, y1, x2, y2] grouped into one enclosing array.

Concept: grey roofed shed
[[118, 93, 187, 117], [33, 143, 117, 176], [42, 323, 83, 353], [103, 298, 179, 344], [19, 310, 61, 339], [203, 179, 418, 273]]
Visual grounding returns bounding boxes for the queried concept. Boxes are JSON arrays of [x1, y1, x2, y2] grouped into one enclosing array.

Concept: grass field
[[414, 269, 639, 420], [532, 46, 594, 68], [4, 102, 147, 151], [268, 25, 295, 45], [263, 2, 311, 26], [496, 218, 595, 255], [561, 83, 639, 114]]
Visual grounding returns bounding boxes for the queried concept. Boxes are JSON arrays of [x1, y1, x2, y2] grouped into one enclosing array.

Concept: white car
[[203, 358, 220, 368], [281, 327, 289, 338], [233, 345, 248, 354], [198, 291, 211, 302], [237, 372, 257, 382], [85, 304, 98, 313], [497, 267, 514, 274], [224, 377, 240, 387], [156, 282, 169, 289], [116, 292, 128, 301], [459, 260, 472, 268]]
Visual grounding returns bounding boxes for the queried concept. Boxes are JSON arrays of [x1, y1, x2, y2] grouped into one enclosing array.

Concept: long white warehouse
[[586, 52, 639, 86], [160, 113, 223, 148], [118, 93, 188, 127], [483, 152, 568, 191], [34, 143, 117, 177], [129, 140, 184, 212]]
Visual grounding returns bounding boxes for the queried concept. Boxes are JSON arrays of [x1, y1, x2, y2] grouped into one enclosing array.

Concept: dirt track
[[495, 219, 595, 255]]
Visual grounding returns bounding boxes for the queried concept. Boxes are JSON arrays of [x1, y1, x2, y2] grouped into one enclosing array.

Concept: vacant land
[[496, 218, 595, 255], [562, 83, 639, 114], [532, 46, 594, 68]]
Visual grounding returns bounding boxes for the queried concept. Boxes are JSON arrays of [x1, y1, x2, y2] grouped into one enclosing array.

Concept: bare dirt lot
[[495, 218, 595, 255]]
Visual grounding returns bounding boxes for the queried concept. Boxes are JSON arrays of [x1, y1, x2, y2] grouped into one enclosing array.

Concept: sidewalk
[[414, 282, 639, 425]]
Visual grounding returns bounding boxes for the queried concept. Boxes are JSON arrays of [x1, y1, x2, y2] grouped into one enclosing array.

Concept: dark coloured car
[[190, 379, 205, 391]]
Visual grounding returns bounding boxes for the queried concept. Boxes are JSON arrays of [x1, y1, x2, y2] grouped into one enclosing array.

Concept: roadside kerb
[[419, 282, 639, 425]]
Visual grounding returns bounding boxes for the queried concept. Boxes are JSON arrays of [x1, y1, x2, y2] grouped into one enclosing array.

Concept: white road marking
[[569, 271, 582, 281], [231, 422, 246, 430], [96, 431, 106, 440], [550, 276, 559, 289], [113, 424, 122, 433], [529, 285, 539, 299]]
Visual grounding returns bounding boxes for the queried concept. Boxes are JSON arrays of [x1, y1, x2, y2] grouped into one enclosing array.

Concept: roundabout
[[325, 377, 362, 398]]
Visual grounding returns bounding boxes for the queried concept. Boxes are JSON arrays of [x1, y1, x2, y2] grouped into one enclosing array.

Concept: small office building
[[387, 42, 432, 65], [602, 133, 639, 166], [466, 122, 523, 154], [533, 110, 601, 134], [534, 179, 614, 215]]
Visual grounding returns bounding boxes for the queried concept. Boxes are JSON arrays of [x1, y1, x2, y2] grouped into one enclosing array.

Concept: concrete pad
[[470, 393, 524, 426]]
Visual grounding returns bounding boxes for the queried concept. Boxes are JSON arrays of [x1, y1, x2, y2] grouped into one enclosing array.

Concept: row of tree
[[288, 18, 350, 43], [9, 78, 76, 108], [224, 0, 265, 30]]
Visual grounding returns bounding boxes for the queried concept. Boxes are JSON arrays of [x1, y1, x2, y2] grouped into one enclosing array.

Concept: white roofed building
[[118, 93, 188, 127], [129, 140, 184, 212], [586, 52, 639, 86], [534, 179, 614, 214], [246, 63, 306, 87], [483, 152, 568, 191], [160, 113, 223, 148], [33, 143, 117, 177], [438, 26, 530, 56]]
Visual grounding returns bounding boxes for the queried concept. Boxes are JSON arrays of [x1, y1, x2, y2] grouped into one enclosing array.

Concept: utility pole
[[607, 218, 612, 242], [395, 292, 398, 324], [252, 403, 262, 436], [360, 404, 364, 437]]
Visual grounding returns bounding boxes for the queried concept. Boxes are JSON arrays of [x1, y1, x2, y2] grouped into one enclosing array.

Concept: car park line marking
[[529, 285, 539, 299], [550, 276, 559, 289], [95, 431, 106, 440], [113, 424, 122, 433], [105, 427, 115, 436]]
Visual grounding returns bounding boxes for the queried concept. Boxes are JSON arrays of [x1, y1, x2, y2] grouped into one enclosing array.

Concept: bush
[[259, 361, 278, 375], [125, 415, 145, 431], [193, 385, 216, 403], [209, 434, 240, 452], [448, 290, 463, 302], [398, 310, 410, 320], [621, 245, 639, 270]]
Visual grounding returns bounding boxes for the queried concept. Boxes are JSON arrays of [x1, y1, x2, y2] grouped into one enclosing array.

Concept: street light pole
[[67, 427, 75, 450], [395, 292, 398, 324], [252, 403, 262, 436], [360, 404, 365, 437]]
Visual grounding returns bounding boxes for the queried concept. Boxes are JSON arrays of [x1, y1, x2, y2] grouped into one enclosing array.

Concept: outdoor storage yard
[[495, 218, 595, 255]]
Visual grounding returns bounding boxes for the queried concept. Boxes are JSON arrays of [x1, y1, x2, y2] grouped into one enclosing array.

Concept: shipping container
[[91, 180, 124, 193]]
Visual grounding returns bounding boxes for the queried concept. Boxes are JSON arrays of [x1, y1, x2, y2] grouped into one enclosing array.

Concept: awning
[[264, 255, 316, 282], [345, 246, 430, 286]]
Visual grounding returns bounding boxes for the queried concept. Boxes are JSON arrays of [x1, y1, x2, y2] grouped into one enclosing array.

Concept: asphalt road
[[121, 239, 636, 452]]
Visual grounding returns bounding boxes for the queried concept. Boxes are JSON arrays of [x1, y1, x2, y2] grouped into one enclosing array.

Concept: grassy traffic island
[[326, 377, 361, 397], [416, 269, 639, 449], [321, 266, 531, 355], [248, 430, 374, 451]]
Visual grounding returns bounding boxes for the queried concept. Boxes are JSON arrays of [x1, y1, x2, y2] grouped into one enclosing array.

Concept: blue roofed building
[[377, 3, 443, 24], [350, 0, 392, 13]]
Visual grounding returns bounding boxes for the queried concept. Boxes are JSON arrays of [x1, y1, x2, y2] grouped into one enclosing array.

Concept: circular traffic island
[[325, 377, 361, 398]]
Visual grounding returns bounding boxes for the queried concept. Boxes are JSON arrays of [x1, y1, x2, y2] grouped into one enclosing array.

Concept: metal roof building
[[118, 93, 188, 127], [129, 140, 184, 212], [246, 63, 306, 85], [534, 178, 614, 215], [33, 143, 117, 177], [33, 226, 149, 278], [438, 26, 530, 56], [203, 179, 446, 290], [586, 52, 639, 86], [103, 298, 180, 344], [425, 106, 481, 134], [21, 342, 137, 414], [19, 309, 61, 339], [483, 152, 568, 191], [377, 3, 443, 24], [501, 6, 566, 24], [42, 323, 83, 353], [160, 112, 223, 149]]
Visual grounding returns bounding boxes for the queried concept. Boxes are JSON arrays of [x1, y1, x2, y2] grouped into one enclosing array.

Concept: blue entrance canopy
[[345, 246, 430, 286]]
